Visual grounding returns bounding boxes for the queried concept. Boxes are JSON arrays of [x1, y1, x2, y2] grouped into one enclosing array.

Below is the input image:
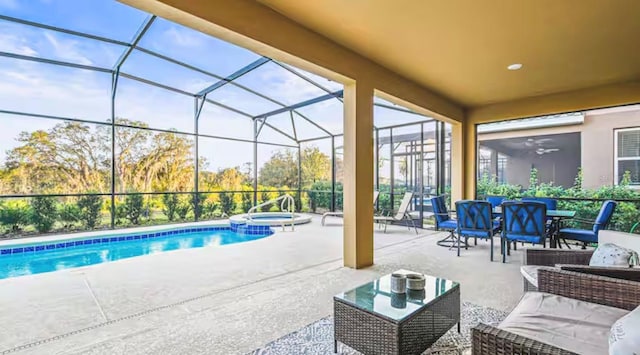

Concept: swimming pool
[[0, 226, 272, 280]]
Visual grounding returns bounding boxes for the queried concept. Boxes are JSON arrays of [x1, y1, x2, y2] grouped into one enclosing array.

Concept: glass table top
[[334, 270, 459, 322], [493, 207, 576, 218]]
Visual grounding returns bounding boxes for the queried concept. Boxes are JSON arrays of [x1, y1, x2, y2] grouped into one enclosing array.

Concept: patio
[[0, 217, 523, 354], [0, 1, 639, 354]]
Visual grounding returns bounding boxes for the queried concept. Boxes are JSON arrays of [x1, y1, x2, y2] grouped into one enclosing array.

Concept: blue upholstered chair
[[455, 200, 500, 261], [431, 195, 458, 247], [501, 201, 547, 263], [521, 197, 557, 211], [485, 195, 506, 218], [486, 196, 506, 209], [559, 200, 617, 246]]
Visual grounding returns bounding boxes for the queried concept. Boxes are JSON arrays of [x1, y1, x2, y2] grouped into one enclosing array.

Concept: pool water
[[0, 229, 269, 280]]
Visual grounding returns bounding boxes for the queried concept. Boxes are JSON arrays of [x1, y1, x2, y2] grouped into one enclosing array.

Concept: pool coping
[[0, 220, 230, 248]]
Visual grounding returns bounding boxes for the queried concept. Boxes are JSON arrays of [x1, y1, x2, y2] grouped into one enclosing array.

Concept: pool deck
[[0, 216, 525, 354]]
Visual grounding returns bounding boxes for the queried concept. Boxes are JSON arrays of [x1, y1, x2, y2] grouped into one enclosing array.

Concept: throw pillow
[[590, 243, 640, 267], [609, 305, 640, 355]]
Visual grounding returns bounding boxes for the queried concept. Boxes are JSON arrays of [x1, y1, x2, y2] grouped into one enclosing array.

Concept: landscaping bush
[[478, 168, 640, 233], [190, 193, 206, 220], [124, 193, 144, 225], [241, 192, 253, 213], [162, 193, 179, 221], [260, 191, 271, 212], [58, 202, 82, 229], [0, 200, 30, 232], [30, 196, 58, 233], [219, 192, 235, 216], [176, 195, 191, 220], [77, 194, 103, 229]]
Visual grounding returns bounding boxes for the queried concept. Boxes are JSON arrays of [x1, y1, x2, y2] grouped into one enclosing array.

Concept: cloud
[[0, 32, 38, 56], [43, 32, 93, 65], [163, 26, 204, 48]]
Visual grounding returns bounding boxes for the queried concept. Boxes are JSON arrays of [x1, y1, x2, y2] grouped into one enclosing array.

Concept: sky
[[0, 0, 430, 173]]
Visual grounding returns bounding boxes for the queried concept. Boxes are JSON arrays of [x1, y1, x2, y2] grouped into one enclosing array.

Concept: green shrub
[[30, 196, 58, 233], [219, 192, 235, 216], [191, 193, 206, 220], [0, 200, 30, 232], [260, 191, 271, 212], [241, 192, 253, 213], [176, 195, 191, 220], [162, 193, 179, 221], [201, 200, 218, 219], [77, 194, 103, 229], [124, 193, 144, 225], [59, 203, 82, 229]]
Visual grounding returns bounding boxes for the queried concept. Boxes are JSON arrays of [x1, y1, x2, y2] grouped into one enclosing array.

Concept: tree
[[300, 146, 331, 188], [259, 149, 298, 188]]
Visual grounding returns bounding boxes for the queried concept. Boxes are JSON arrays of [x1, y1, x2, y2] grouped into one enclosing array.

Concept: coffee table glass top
[[334, 270, 459, 322]]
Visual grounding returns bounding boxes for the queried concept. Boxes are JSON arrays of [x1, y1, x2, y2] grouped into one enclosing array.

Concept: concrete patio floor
[[0, 216, 526, 354]]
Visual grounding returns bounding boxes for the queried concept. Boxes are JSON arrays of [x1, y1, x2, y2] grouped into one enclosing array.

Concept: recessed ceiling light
[[507, 63, 523, 71]]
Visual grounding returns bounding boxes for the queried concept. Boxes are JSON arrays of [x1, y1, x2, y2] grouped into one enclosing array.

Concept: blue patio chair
[[501, 201, 547, 263], [521, 197, 557, 211], [559, 200, 617, 246], [485, 195, 506, 218], [455, 200, 500, 261], [431, 195, 458, 247]]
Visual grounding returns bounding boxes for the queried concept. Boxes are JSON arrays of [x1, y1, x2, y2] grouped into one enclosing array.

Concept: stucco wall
[[581, 106, 640, 188]]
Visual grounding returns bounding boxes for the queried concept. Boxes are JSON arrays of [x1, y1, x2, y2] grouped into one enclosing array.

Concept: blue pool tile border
[[0, 225, 272, 257]]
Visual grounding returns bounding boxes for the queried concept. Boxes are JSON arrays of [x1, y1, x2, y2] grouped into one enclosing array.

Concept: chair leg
[[507, 241, 511, 256], [513, 242, 517, 251], [409, 216, 418, 235], [474, 237, 477, 246], [490, 237, 494, 261], [457, 236, 461, 257], [501, 238, 506, 263]]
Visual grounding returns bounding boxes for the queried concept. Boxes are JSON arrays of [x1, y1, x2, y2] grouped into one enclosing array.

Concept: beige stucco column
[[343, 81, 374, 269]]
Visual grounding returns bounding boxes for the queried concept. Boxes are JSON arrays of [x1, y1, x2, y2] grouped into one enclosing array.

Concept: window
[[615, 128, 640, 186], [497, 154, 508, 184]]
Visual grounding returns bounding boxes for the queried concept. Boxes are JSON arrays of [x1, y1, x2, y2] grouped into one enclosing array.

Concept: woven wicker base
[[249, 302, 507, 355]]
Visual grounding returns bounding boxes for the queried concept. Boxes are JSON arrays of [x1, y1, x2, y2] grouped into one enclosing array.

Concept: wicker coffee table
[[334, 270, 460, 355]]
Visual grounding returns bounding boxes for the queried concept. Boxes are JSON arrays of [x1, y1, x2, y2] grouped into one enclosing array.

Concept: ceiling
[[258, 0, 640, 107], [481, 133, 580, 158]]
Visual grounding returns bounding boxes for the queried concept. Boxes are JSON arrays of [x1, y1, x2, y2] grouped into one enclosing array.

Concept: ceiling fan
[[525, 138, 553, 147], [536, 148, 559, 155]]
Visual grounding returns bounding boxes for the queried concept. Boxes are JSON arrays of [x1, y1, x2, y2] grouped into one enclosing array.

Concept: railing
[[248, 194, 296, 231]]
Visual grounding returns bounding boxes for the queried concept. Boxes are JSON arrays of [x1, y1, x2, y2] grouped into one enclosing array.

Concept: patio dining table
[[493, 207, 576, 248]]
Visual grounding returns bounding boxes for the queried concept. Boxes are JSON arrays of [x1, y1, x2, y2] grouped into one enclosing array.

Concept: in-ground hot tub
[[230, 212, 312, 231]]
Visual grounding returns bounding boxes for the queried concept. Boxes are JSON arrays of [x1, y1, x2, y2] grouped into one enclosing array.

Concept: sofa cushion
[[609, 305, 640, 355], [499, 292, 628, 355], [590, 243, 639, 267]]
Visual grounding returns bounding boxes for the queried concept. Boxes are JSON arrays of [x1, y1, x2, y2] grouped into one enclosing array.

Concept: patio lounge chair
[[374, 192, 418, 234], [321, 191, 379, 226]]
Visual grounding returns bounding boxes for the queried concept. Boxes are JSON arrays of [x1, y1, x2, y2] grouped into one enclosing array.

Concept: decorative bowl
[[406, 273, 426, 290]]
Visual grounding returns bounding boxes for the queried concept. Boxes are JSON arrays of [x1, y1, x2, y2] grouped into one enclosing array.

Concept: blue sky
[[0, 0, 427, 173]]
